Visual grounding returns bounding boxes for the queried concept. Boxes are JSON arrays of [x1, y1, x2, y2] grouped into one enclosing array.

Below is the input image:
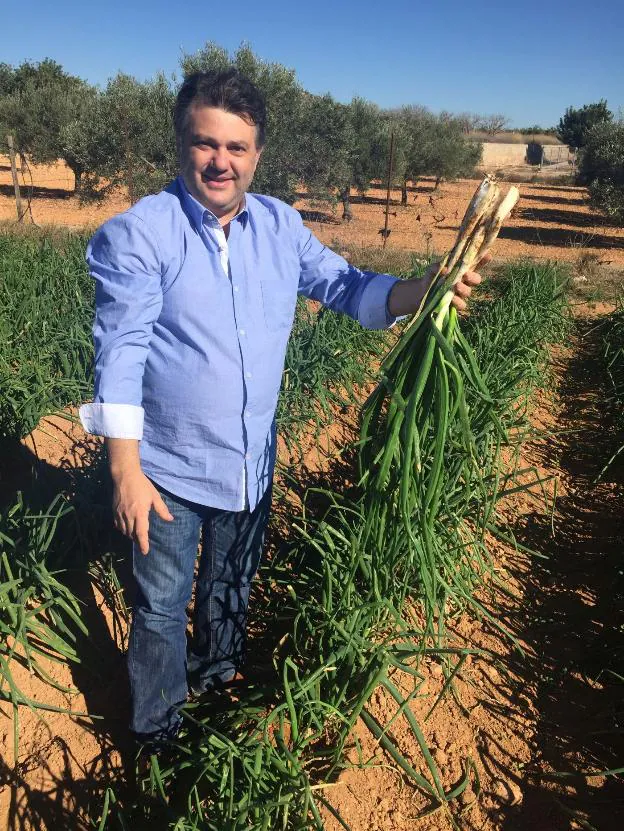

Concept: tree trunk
[[434, 176, 442, 190], [340, 186, 353, 222], [401, 179, 408, 206], [67, 161, 83, 195]]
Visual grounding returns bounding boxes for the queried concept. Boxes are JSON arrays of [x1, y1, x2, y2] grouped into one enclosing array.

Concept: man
[[79, 69, 483, 745]]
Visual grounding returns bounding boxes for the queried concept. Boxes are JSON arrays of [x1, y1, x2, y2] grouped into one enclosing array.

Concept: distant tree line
[[557, 100, 624, 225], [2, 48, 622, 226], [0, 45, 482, 215]]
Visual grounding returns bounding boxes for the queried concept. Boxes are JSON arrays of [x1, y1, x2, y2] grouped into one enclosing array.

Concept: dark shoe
[[189, 670, 245, 697]]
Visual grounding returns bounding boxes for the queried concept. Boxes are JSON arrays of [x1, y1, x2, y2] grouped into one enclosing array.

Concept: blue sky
[[4, 0, 622, 128]]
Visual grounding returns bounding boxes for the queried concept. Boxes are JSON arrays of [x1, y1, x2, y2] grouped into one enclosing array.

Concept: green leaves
[[0, 230, 93, 438], [557, 100, 613, 151], [0, 493, 86, 759]]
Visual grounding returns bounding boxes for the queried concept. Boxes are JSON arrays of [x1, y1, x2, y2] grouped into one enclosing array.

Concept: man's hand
[[448, 252, 491, 312], [106, 438, 174, 555], [387, 254, 491, 318]]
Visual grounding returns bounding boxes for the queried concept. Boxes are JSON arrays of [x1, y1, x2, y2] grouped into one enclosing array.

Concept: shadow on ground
[[0, 183, 73, 200], [1, 426, 313, 829], [498, 224, 624, 251], [499, 316, 624, 829]]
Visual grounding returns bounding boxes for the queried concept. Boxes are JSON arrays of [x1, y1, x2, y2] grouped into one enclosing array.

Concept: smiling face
[[179, 105, 262, 225]]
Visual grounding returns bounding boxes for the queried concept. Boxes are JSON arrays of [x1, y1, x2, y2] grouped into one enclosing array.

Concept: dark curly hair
[[174, 69, 267, 148]]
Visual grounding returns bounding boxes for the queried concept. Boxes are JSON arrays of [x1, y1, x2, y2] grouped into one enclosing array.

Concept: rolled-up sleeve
[[293, 212, 399, 330], [79, 213, 163, 438]]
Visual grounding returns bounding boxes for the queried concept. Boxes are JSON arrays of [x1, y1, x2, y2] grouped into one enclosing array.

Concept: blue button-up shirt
[[80, 177, 399, 511]]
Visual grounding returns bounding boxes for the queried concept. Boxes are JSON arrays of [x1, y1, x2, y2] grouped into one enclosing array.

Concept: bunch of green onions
[[359, 176, 520, 629]]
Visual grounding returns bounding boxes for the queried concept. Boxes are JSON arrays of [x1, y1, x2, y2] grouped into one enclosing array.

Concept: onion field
[[1, 223, 622, 831]]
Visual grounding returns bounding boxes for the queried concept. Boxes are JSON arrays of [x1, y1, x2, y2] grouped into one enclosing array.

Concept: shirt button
[[245, 453, 251, 460], [239, 328, 245, 336], [233, 285, 239, 292], [245, 372, 252, 380]]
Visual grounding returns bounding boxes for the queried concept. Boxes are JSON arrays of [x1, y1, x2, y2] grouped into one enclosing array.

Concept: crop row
[[98, 263, 568, 829], [599, 294, 624, 476], [0, 228, 568, 828]]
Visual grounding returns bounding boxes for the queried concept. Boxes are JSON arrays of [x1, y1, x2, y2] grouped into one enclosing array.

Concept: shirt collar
[[177, 175, 249, 233]]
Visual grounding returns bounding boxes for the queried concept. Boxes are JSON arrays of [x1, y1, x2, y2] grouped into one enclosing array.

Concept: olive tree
[[331, 97, 385, 220], [425, 117, 482, 188], [62, 72, 176, 201], [298, 93, 351, 205], [391, 107, 482, 203], [0, 59, 96, 192], [557, 100, 613, 150], [579, 120, 624, 225]]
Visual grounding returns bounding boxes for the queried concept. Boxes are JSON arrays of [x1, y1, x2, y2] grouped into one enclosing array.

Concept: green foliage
[[426, 116, 482, 183], [557, 99, 613, 150], [297, 93, 351, 201], [0, 62, 16, 96], [276, 298, 387, 458], [1, 47, 483, 209], [598, 292, 624, 473], [0, 228, 93, 438], [389, 107, 482, 201], [298, 94, 385, 217], [0, 492, 88, 759], [579, 121, 624, 225], [517, 124, 558, 136], [345, 97, 385, 192], [0, 59, 96, 189], [62, 72, 177, 201]]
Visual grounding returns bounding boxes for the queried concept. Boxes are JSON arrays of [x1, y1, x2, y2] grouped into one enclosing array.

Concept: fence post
[[6, 135, 25, 222], [381, 130, 395, 249]]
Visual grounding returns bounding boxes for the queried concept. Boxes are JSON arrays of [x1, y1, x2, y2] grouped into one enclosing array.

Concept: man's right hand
[[106, 438, 174, 555]]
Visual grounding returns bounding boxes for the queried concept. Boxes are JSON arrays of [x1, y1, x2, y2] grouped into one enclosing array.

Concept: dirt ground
[[1, 158, 624, 269], [321, 304, 624, 830], [2, 292, 623, 829], [1, 160, 624, 828]]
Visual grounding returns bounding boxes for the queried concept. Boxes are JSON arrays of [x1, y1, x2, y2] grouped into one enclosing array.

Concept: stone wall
[[479, 143, 529, 168], [478, 142, 573, 169]]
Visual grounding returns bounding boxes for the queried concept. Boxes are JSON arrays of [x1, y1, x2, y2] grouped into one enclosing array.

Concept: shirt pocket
[[260, 278, 297, 332]]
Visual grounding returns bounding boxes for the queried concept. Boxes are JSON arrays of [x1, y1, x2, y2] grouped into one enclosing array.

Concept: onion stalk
[[359, 176, 520, 632]]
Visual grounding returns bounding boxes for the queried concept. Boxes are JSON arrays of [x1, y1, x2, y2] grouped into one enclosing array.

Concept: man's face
[[179, 105, 262, 224]]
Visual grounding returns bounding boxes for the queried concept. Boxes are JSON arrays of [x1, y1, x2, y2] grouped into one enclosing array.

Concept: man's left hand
[[449, 255, 490, 312], [387, 254, 491, 318]]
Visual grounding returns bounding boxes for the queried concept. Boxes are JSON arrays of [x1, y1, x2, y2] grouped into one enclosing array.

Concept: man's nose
[[210, 147, 228, 170]]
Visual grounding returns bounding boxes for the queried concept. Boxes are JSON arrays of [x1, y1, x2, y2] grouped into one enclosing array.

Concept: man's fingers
[[153, 492, 174, 522], [475, 251, 492, 269], [454, 282, 472, 299], [462, 271, 482, 287], [114, 513, 129, 537], [134, 515, 150, 556], [451, 295, 468, 311]]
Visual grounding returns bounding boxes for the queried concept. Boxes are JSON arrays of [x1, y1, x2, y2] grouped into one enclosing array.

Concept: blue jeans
[[128, 482, 272, 740]]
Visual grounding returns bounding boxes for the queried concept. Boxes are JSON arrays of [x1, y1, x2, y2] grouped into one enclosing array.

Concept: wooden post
[[6, 135, 25, 222], [382, 131, 395, 249]]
